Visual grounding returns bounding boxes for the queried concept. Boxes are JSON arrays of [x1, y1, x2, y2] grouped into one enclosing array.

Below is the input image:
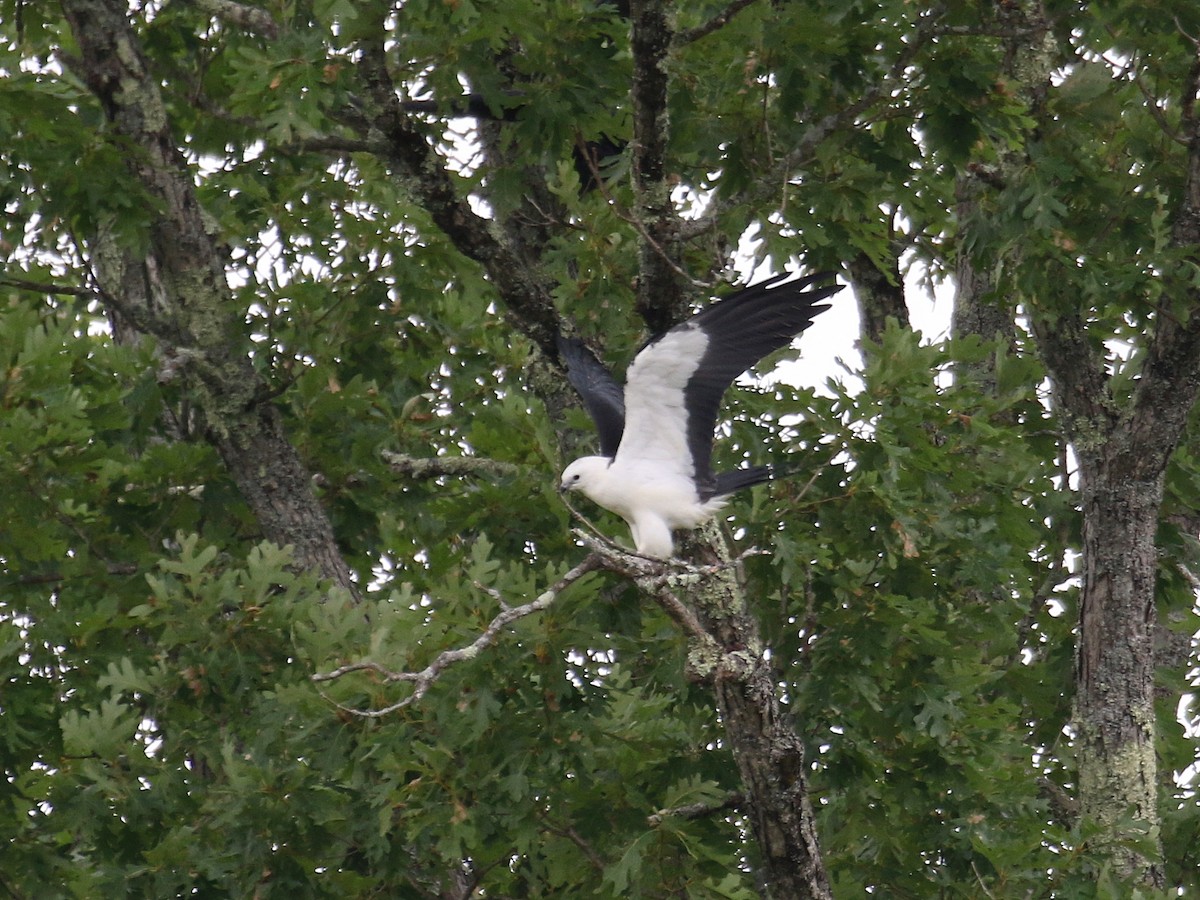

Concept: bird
[[557, 270, 840, 558]]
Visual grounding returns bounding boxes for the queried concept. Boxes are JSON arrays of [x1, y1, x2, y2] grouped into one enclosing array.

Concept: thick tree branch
[[1029, 306, 1117, 434], [629, 0, 688, 332], [189, 0, 279, 37], [1125, 62, 1200, 468], [847, 249, 908, 343], [354, 32, 562, 360], [382, 451, 520, 481], [579, 524, 832, 898], [60, 0, 356, 595]]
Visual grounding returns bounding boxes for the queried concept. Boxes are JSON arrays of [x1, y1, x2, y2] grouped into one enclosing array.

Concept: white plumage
[[558, 271, 840, 558]]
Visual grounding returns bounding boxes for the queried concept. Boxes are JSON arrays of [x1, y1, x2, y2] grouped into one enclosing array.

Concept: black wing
[[557, 334, 626, 458], [683, 271, 840, 494]]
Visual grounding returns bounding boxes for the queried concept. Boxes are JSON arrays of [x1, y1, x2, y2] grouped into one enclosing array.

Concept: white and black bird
[[558, 271, 840, 558]]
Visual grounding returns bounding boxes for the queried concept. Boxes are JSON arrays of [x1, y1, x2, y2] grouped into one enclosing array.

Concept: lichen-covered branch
[[190, 0, 279, 37], [382, 451, 521, 481], [648, 790, 744, 826], [60, 0, 356, 595], [582, 525, 832, 899]]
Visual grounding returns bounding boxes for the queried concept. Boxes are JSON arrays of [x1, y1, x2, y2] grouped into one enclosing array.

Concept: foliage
[[1, 0, 1198, 897]]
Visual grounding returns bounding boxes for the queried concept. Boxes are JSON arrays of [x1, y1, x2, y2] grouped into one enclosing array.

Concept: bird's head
[[558, 456, 611, 498]]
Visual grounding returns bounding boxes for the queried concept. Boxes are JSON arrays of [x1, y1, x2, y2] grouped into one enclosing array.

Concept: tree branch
[[1124, 54, 1200, 473], [354, 29, 562, 359], [847, 249, 908, 343], [382, 451, 520, 480], [675, 0, 760, 46], [539, 816, 606, 871], [628, 0, 688, 332], [680, 4, 946, 244], [648, 790, 744, 826], [311, 554, 603, 715], [189, 0, 279, 38], [0, 275, 92, 297], [60, 0, 357, 595], [279, 135, 384, 156]]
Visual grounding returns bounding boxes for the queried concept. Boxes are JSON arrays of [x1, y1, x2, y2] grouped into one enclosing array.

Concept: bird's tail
[[711, 460, 811, 497]]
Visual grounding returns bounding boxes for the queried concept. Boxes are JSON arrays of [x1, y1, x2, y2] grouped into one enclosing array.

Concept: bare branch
[[382, 451, 520, 480], [311, 554, 603, 715]]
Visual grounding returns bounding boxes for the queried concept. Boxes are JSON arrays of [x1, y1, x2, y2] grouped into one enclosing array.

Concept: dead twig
[[312, 554, 602, 716]]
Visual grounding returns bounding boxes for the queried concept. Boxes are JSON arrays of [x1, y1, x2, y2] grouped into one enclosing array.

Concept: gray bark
[[951, 0, 1200, 884], [61, 0, 356, 595], [847, 250, 908, 345]]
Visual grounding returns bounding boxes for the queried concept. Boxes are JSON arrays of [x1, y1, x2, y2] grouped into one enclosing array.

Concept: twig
[[1098, 30, 1187, 145], [312, 554, 602, 715], [970, 860, 998, 900], [573, 133, 710, 290], [0, 276, 91, 297], [675, 0, 760, 46], [4, 562, 139, 588], [540, 816, 606, 871]]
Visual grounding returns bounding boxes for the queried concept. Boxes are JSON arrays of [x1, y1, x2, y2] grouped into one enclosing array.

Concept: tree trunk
[[847, 250, 907, 344], [1073, 454, 1165, 885], [713, 670, 830, 899], [950, 176, 1017, 394]]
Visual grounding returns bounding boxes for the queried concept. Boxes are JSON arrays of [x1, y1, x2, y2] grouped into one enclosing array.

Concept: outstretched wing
[[557, 334, 626, 458], [619, 271, 840, 491]]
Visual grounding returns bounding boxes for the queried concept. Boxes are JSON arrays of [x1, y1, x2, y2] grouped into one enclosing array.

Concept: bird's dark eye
[[571, 474, 581, 483]]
